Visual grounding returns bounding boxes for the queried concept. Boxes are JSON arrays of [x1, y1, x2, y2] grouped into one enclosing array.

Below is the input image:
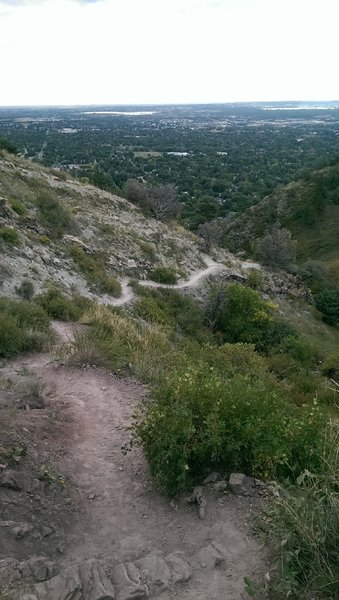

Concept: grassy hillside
[[224, 162, 339, 280]]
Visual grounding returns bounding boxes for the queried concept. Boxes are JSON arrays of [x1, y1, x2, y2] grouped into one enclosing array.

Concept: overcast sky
[[0, 0, 338, 106]]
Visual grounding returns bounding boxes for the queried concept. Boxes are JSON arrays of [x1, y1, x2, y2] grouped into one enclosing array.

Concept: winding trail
[[110, 257, 228, 307]]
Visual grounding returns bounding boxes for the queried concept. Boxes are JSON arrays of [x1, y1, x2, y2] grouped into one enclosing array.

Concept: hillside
[[224, 162, 339, 280], [0, 151, 309, 303], [0, 151, 338, 600]]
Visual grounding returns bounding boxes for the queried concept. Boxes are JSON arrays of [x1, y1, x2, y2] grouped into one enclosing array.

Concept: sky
[[0, 0, 338, 106]]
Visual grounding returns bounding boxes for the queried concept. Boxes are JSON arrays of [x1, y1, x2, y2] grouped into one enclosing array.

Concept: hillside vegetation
[[0, 150, 338, 599], [224, 162, 339, 276]]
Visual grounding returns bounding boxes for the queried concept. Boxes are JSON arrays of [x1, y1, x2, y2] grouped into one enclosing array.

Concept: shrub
[[0, 298, 50, 358], [0, 313, 25, 358], [36, 287, 83, 321], [315, 286, 339, 325], [0, 226, 20, 246], [15, 279, 34, 301], [36, 192, 72, 237], [247, 268, 263, 290], [10, 199, 26, 216], [150, 267, 177, 285], [255, 227, 297, 268], [134, 362, 325, 495], [264, 424, 339, 599]]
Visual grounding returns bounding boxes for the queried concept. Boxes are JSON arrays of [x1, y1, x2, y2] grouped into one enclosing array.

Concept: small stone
[[229, 473, 254, 496], [89, 493, 96, 500], [213, 480, 228, 492], [11, 523, 34, 539], [203, 472, 220, 485]]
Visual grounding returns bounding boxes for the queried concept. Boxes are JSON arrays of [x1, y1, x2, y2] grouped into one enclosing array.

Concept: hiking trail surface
[[0, 320, 266, 600]]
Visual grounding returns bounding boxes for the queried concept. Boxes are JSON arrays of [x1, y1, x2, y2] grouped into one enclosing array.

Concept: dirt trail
[[0, 322, 266, 599], [109, 257, 227, 307]]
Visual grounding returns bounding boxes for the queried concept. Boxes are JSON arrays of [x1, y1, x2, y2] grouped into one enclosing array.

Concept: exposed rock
[[229, 473, 254, 496], [165, 552, 192, 584], [187, 485, 207, 519], [18, 556, 59, 582], [135, 555, 171, 594], [63, 234, 92, 254], [113, 562, 148, 600], [194, 543, 227, 569], [0, 557, 21, 586], [203, 472, 220, 485], [26, 559, 115, 600], [0, 470, 44, 494], [115, 535, 150, 562], [213, 480, 228, 492], [10, 522, 34, 539]]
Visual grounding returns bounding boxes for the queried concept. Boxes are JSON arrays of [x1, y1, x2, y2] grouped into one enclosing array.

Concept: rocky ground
[[0, 322, 268, 600]]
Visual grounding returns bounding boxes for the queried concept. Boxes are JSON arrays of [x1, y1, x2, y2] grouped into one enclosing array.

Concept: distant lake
[[82, 111, 156, 116]]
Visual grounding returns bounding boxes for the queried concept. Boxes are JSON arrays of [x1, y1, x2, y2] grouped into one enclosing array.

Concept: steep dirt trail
[[0, 321, 266, 599]]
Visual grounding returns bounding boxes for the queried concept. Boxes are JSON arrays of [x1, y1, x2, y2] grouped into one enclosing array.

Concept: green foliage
[[10, 199, 26, 216], [315, 286, 339, 325], [36, 191, 72, 237], [0, 298, 50, 358], [261, 425, 339, 599], [208, 282, 275, 346], [36, 287, 92, 322], [0, 226, 20, 246], [247, 269, 263, 290], [69, 245, 121, 297], [134, 360, 325, 495], [150, 266, 178, 285], [135, 288, 208, 340], [0, 137, 18, 154], [0, 313, 25, 358], [321, 349, 339, 378], [15, 278, 34, 300]]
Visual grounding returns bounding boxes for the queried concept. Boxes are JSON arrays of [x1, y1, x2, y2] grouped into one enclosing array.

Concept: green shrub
[[315, 286, 339, 325], [150, 266, 177, 285], [134, 362, 325, 495], [36, 287, 83, 321], [247, 269, 263, 290], [0, 298, 50, 358], [0, 226, 20, 246], [15, 279, 34, 300], [36, 192, 71, 237], [263, 424, 339, 599], [135, 288, 207, 339], [10, 199, 26, 216], [0, 313, 25, 358]]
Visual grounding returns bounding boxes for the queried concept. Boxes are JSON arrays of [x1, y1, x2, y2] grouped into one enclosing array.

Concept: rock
[[10, 523, 34, 539], [115, 535, 150, 562], [79, 559, 116, 600], [187, 486, 207, 519], [40, 525, 54, 538], [213, 480, 228, 492], [32, 559, 115, 600], [203, 472, 220, 485], [0, 470, 43, 494], [19, 556, 59, 582], [229, 473, 254, 496], [165, 553, 192, 584], [113, 562, 147, 600], [195, 543, 227, 569], [0, 557, 21, 586], [63, 234, 92, 254], [135, 555, 171, 594]]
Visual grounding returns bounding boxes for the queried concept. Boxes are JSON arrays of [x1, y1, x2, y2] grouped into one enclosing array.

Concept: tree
[[256, 226, 297, 268], [197, 219, 223, 251], [148, 183, 180, 221]]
